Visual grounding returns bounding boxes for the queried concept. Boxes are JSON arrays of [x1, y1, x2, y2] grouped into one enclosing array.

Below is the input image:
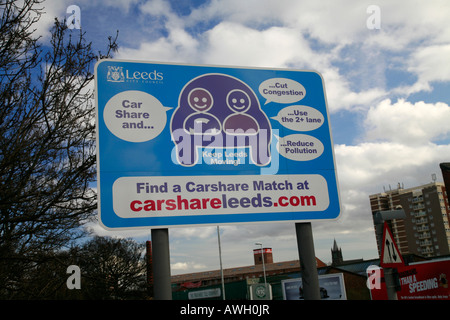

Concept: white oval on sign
[[276, 134, 324, 161], [271, 105, 324, 131], [103, 90, 171, 142], [258, 78, 306, 105]]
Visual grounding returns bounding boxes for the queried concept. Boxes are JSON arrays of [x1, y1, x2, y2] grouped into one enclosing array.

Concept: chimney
[[253, 248, 273, 265]]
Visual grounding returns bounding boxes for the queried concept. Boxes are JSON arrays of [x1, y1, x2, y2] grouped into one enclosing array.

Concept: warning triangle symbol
[[380, 222, 404, 268]]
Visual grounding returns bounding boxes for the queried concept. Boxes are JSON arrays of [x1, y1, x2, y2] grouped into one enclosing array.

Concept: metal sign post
[[373, 210, 405, 300], [295, 222, 320, 300], [380, 222, 404, 300], [217, 226, 226, 300], [151, 228, 172, 300]]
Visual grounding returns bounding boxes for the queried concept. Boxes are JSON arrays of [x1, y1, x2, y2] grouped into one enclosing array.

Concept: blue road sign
[[95, 60, 341, 229]]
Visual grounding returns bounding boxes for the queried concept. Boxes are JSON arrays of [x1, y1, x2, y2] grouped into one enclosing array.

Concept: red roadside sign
[[369, 259, 450, 300], [380, 222, 404, 268]]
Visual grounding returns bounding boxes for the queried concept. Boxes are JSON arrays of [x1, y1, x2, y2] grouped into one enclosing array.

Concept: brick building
[[369, 181, 450, 258], [170, 247, 372, 300], [171, 249, 326, 289]]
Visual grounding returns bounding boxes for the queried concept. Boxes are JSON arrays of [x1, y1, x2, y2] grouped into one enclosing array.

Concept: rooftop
[[171, 258, 327, 284]]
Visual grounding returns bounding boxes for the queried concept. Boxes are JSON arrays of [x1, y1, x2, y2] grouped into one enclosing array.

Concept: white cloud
[[117, 32, 200, 63], [139, 0, 186, 32], [335, 142, 450, 185], [188, 0, 450, 48], [188, 0, 370, 45], [85, 219, 151, 239], [171, 261, 206, 272], [201, 22, 315, 68], [322, 68, 386, 112], [116, 1, 400, 113], [171, 226, 216, 240], [364, 99, 450, 145], [408, 44, 450, 83], [116, 21, 387, 112], [30, 0, 67, 40], [390, 44, 450, 96]]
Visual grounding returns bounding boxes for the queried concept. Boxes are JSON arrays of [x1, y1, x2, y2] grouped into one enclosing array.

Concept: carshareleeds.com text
[[131, 179, 315, 212], [112, 174, 330, 219], [130, 191, 317, 212]]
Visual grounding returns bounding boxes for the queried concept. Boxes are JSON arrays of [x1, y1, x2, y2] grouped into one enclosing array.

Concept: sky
[[35, 0, 450, 274]]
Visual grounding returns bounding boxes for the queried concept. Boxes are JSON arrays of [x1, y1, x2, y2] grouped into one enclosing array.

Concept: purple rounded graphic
[[171, 74, 272, 166]]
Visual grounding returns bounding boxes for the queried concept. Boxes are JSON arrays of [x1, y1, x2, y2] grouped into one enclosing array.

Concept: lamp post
[[255, 243, 267, 286], [217, 226, 225, 300]]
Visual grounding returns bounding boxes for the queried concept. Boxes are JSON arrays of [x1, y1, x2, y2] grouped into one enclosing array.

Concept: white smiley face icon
[[226, 89, 251, 112], [188, 88, 213, 112]]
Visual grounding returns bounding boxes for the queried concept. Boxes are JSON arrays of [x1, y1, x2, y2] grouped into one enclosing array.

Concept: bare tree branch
[[0, 0, 119, 297]]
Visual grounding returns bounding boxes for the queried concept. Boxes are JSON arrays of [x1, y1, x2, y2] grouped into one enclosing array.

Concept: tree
[[77, 236, 147, 300], [0, 0, 118, 297]]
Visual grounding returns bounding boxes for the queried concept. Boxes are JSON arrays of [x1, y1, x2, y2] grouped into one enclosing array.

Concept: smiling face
[[227, 89, 251, 112], [188, 88, 213, 112]]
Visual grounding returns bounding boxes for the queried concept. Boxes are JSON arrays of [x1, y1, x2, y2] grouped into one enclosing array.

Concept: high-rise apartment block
[[369, 181, 450, 258]]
